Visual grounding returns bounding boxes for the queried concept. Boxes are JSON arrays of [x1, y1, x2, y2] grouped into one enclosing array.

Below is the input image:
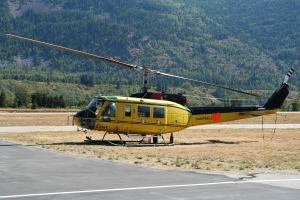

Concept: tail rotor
[[283, 67, 295, 84]]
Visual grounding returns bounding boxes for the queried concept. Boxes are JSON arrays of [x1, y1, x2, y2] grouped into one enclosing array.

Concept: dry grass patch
[[1, 128, 299, 173], [0, 114, 71, 126]]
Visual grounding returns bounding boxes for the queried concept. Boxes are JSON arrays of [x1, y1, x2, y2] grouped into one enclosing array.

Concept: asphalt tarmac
[[0, 140, 299, 200]]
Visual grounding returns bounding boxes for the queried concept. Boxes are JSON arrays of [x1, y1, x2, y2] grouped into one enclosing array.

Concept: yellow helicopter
[[5, 34, 295, 145]]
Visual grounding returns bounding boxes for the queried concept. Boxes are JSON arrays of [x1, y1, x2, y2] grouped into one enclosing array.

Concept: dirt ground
[[0, 112, 299, 173], [1, 128, 299, 173]]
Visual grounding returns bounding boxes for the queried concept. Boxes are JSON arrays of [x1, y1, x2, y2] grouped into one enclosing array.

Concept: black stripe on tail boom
[[189, 106, 261, 115]]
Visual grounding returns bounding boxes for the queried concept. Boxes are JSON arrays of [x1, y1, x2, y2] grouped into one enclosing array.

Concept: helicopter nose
[[75, 109, 96, 118], [73, 109, 97, 129]]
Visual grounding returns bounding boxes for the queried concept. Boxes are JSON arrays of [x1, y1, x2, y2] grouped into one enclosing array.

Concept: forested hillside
[[0, 0, 299, 108], [200, 0, 300, 66]]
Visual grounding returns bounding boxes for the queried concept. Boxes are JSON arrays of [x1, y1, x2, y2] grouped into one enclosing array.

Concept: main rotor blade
[[5, 33, 143, 71], [5, 33, 262, 97], [149, 70, 262, 97]]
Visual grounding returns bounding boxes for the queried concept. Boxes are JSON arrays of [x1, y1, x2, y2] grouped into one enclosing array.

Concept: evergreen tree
[[281, 102, 289, 111], [116, 82, 121, 89], [0, 92, 6, 107], [31, 93, 37, 109], [182, 82, 193, 91], [292, 99, 300, 111], [80, 74, 95, 87], [14, 87, 30, 107], [58, 96, 66, 108]]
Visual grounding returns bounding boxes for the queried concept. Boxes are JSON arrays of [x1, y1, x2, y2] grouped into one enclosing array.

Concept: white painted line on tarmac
[[0, 126, 77, 133], [0, 112, 75, 115], [278, 112, 300, 114], [188, 124, 300, 129], [0, 179, 299, 199]]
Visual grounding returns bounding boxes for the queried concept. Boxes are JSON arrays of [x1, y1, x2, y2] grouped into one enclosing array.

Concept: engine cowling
[[130, 92, 188, 106]]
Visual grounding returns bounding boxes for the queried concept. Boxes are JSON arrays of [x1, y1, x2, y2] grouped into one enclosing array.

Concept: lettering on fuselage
[[95, 124, 108, 130], [195, 113, 221, 122], [195, 116, 211, 121]]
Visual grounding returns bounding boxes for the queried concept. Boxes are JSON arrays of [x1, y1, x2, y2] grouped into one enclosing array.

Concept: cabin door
[[122, 104, 133, 122]]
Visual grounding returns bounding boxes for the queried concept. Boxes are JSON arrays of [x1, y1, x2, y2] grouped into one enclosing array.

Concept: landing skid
[[83, 131, 175, 147]]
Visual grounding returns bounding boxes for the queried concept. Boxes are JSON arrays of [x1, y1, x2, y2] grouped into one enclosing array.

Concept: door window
[[153, 107, 165, 118], [101, 103, 116, 117], [138, 106, 150, 117], [124, 105, 131, 117]]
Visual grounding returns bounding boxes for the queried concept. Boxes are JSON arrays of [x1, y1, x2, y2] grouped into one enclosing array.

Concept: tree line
[[0, 90, 66, 108], [0, 80, 299, 110]]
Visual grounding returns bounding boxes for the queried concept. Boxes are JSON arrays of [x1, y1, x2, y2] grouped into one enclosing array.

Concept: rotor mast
[[142, 72, 149, 93]]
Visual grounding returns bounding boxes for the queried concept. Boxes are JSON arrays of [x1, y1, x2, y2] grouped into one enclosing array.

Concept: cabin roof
[[101, 96, 190, 111]]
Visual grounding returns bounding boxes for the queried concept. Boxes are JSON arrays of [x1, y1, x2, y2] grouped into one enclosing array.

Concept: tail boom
[[188, 67, 295, 127], [188, 107, 276, 127]]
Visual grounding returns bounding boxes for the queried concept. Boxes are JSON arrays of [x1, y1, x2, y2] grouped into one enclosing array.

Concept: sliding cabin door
[[152, 107, 166, 126], [122, 104, 132, 122]]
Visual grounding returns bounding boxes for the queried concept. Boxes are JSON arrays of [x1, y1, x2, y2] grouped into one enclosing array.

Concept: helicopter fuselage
[[73, 96, 190, 135], [73, 96, 277, 135]]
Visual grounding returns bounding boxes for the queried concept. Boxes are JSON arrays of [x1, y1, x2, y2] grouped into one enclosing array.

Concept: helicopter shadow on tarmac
[[0, 139, 258, 148], [0, 143, 37, 147], [177, 139, 258, 146], [0, 139, 259, 148]]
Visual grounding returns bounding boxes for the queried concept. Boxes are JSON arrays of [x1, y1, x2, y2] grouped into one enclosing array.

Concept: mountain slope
[[199, 0, 300, 66], [0, 0, 299, 92]]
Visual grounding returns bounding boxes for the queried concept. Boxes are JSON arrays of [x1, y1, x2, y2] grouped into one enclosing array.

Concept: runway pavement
[[0, 140, 299, 200], [189, 124, 300, 129]]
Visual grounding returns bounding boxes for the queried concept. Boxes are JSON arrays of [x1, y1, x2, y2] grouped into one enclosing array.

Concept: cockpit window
[[87, 98, 105, 112], [101, 103, 116, 117]]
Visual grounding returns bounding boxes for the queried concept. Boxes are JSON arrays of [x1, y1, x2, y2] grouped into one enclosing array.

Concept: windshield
[[87, 97, 105, 112]]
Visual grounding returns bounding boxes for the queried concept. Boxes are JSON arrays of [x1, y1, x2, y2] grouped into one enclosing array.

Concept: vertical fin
[[264, 67, 295, 109]]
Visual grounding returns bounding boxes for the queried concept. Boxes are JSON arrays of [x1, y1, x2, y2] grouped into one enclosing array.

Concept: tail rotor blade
[[283, 67, 295, 84]]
